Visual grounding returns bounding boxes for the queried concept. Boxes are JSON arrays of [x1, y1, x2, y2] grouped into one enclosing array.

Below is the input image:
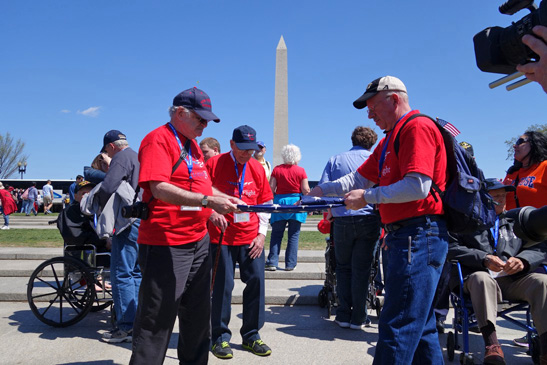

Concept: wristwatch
[[201, 195, 209, 208]]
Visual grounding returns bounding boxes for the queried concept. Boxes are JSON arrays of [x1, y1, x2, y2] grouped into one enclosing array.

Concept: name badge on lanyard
[[234, 160, 250, 223]]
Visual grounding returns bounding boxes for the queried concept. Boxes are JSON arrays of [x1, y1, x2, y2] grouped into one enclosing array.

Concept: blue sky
[[1, 1, 545, 184]]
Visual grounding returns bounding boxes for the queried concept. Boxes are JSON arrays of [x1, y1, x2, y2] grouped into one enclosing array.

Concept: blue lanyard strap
[[234, 161, 247, 199], [378, 112, 410, 179], [489, 217, 500, 252], [167, 123, 193, 179]]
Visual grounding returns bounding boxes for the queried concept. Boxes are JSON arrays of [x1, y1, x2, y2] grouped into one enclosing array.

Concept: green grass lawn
[[0, 229, 328, 250]]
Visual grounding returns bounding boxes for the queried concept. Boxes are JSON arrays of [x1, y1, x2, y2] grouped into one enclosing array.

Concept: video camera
[[505, 205, 547, 245], [473, 0, 546, 90]]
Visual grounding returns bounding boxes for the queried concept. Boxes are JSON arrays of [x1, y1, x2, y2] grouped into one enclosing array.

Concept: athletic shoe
[[513, 335, 529, 348], [285, 267, 295, 271], [242, 339, 272, 356], [350, 318, 372, 330], [265, 265, 276, 271], [335, 320, 350, 328], [1, 226, 9, 230], [46, 210, 52, 214], [212, 341, 233, 359], [101, 328, 132, 343]]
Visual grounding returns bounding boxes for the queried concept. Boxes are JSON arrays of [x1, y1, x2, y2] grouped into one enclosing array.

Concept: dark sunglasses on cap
[[515, 137, 529, 146]]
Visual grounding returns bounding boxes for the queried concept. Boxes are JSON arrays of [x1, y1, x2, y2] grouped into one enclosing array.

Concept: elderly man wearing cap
[[130, 88, 243, 365], [447, 178, 547, 364], [95, 129, 141, 344], [206, 125, 274, 359], [310, 76, 449, 363], [253, 140, 272, 181]]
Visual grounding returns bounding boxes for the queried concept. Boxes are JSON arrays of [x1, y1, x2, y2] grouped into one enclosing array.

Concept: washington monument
[[273, 35, 288, 167]]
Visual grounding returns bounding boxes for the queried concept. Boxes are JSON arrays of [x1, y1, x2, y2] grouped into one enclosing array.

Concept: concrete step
[[1, 276, 325, 305], [0, 260, 326, 280]]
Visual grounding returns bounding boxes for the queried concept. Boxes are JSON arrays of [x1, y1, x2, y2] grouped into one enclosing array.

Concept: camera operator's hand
[[209, 211, 228, 232], [517, 25, 547, 93]]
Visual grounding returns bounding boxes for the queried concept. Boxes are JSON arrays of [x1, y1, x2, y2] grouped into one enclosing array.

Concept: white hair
[[168, 105, 190, 118], [281, 144, 301, 165]]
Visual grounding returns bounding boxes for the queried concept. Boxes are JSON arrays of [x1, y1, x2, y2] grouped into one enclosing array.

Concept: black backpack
[[394, 113, 497, 234]]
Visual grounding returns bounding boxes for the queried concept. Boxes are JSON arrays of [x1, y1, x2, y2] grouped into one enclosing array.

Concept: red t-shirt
[[357, 110, 447, 224], [138, 124, 213, 245], [206, 152, 273, 245], [271, 164, 307, 194], [503, 160, 547, 210]]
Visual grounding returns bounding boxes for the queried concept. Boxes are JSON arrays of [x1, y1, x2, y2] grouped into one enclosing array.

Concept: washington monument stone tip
[[273, 35, 288, 168]]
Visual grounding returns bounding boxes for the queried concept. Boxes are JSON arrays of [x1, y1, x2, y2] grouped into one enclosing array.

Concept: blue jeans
[[25, 199, 37, 215], [266, 219, 301, 269], [0, 207, 8, 226], [333, 214, 380, 325], [111, 221, 141, 331], [373, 217, 448, 365], [211, 244, 265, 344]]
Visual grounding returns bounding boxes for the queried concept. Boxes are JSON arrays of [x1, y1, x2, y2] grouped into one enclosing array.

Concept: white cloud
[[77, 106, 101, 117], [60, 109, 71, 113]]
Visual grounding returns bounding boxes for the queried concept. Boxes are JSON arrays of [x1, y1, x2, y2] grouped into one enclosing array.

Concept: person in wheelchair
[[57, 180, 111, 268], [447, 178, 547, 365]]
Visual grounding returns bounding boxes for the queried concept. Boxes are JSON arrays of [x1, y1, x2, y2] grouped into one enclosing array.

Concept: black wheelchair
[[318, 234, 338, 317], [27, 244, 113, 328], [446, 261, 540, 364]]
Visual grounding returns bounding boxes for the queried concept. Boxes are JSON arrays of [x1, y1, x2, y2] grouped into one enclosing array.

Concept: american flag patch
[[437, 118, 460, 137]]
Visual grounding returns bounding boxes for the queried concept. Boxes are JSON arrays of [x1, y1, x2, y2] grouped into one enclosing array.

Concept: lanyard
[[378, 112, 409, 179], [489, 217, 500, 252], [167, 123, 193, 179], [234, 161, 247, 199]]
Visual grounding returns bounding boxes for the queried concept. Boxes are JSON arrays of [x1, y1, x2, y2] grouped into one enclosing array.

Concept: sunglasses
[[515, 138, 529, 146]]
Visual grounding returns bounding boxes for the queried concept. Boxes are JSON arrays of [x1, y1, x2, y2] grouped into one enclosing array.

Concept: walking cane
[[211, 223, 228, 294]]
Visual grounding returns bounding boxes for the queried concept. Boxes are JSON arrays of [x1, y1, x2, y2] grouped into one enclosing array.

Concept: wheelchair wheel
[[27, 256, 95, 327], [89, 277, 113, 312], [446, 331, 455, 361], [459, 352, 473, 365], [318, 288, 328, 308]]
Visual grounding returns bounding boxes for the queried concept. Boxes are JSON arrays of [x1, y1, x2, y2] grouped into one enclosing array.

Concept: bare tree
[[0, 133, 29, 178], [504, 123, 547, 160]]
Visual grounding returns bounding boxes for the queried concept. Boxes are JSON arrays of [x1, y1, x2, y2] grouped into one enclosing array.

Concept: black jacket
[[57, 202, 106, 249], [447, 214, 547, 290]]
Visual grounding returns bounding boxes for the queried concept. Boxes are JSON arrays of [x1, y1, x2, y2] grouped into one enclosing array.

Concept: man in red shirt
[[207, 125, 274, 359], [130, 88, 243, 365], [310, 76, 448, 364]]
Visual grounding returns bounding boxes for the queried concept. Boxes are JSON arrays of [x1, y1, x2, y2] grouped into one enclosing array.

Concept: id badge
[[234, 213, 250, 223], [180, 206, 202, 211]]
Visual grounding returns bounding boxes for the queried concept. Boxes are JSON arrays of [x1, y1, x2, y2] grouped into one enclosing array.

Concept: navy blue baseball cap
[[485, 178, 516, 192], [232, 125, 260, 151], [102, 130, 126, 152], [257, 141, 266, 148], [173, 87, 220, 123]]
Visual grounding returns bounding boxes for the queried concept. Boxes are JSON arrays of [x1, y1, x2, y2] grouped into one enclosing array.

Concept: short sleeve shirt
[[138, 124, 213, 246], [206, 152, 273, 245], [271, 164, 307, 194], [503, 160, 547, 210], [357, 110, 447, 224]]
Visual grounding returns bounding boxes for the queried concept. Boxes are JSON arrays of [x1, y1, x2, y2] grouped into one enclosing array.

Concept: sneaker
[[350, 318, 372, 330], [47, 210, 52, 214], [513, 335, 529, 348], [265, 265, 276, 271], [285, 267, 295, 271], [484, 344, 505, 365], [101, 328, 132, 343], [1, 226, 9, 230], [242, 339, 272, 356], [335, 320, 350, 328], [211, 341, 233, 359]]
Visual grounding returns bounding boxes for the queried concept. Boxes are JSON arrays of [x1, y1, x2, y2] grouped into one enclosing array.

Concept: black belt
[[384, 215, 443, 233]]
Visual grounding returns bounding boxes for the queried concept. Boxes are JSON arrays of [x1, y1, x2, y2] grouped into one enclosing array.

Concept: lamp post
[[18, 162, 27, 179]]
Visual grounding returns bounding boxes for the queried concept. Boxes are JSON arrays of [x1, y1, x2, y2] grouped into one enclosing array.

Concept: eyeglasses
[[190, 110, 208, 125], [367, 95, 390, 116], [515, 138, 529, 146]]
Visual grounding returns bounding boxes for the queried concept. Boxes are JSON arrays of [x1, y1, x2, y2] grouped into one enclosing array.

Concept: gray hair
[[113, 139, 129, 148], [281, 144, 302, 165], [168, 105, 189, 118], [385, 90, 409, 104]]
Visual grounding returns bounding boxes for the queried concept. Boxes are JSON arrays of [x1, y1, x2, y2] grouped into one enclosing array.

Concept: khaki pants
[[464, 271, 547, 335]]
